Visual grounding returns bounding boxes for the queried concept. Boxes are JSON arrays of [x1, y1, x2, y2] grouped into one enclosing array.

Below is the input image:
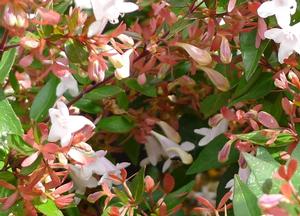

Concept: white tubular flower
[[140, 131, 195, 172], [194, 119, 228, 147], [69, 150, 129, 194], [48, 101, 95, 147], [75, 0, 139, 37], [56, 73, 79, 97], [264, 23, 300, 63], [70, 165, 99, 195], [114, 49, 133, 80], [257, 0, 297, 28]]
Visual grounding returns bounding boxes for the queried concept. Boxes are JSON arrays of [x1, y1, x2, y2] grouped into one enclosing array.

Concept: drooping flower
[[257, 0, 297, 28], [48, 102, 95, 147], [264, 23, 300, 63], [75, 0, 139, 37], [194, 119, 229, 146], [56, 73, 79, 97], [140, 131, 195, 172], [69, 149, 129, 194]]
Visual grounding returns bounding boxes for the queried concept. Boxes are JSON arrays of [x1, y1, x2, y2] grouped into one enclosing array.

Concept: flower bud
[[3, 5, 17, 27], [20, 37, 40, 49], [137, 73, 147, 85], [117, 34, 135, 46], [220, 36, 232, 64], [144, 175, 155, 193], [199, 66, 230, 92], [175, 42, 212, 66], [88, 57, 106, 82], [218, 140, 232, 163]]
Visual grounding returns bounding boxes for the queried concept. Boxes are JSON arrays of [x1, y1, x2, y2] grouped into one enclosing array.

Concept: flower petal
[[257, 1, 276, 18]]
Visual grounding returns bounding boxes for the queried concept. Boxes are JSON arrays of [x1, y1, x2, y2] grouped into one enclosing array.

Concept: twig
[[67, 75, 115, 107]]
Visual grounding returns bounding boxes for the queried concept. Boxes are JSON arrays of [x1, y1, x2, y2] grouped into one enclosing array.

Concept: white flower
[[48, 101, 95, 147], [75, 0, 139, 37], [69, 149, 129, 194], [194, 119, 228, 147], [140, 131, 195, 172], [257, 0, 297, 28], [56, 73, 79, 97], [114, 49, 133, 80], [264, 23, 300, 63]]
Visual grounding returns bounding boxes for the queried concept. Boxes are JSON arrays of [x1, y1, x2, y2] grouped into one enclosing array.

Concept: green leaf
[[124, 79, 157, 97], [20, 155, 42, 175], [124, 139, 140, 165], [240, 30, 269, 80], [233, 175, 261, 216], [243, 153, 281, 196], [54, 0, 72, 14], [236, 130, 296, 147], [74, 98, 102, 114], [230, 73, 275, 105], [165, 180, 195, 209], [130, 167, 145, 203], [8, 135, 35, 156], [84, 85, 123, 100], [34, 199, 64, 216], [30, 76, 59, 122], [0, 99, 23, 135], [97, 116, 135, 133], [0, 39, 18, 84], [64, 39, 88, 63], [187, 135, 239, 174], [201, 92, 231, 118]]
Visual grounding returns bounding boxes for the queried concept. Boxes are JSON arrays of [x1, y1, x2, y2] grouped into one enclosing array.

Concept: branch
[[67, 75, 115, 107]]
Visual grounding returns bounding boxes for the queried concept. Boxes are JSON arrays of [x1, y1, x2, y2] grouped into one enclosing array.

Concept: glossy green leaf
[[125, 79, 157, 97], [8, 135, 35, 156], [187, 135, 239, 174], [30, 76, 59, 122], [34, 199, 64, 216], [230, 73, 275, 105], [84, 85, 123, 100], [130, 167, 145, 203], [201, 92, 231, 118], [97, 115, 135, 133], [240, 30, 269, 80], [0, 99, 23, 136], [233, 176, 261, 216], [243, 153, 281, 196], [64, 39, 89, 63], [0, 39, 18, 84]]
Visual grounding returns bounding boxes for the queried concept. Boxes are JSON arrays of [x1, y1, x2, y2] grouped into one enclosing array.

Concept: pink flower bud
[[199, 66, 230, 92], [175, 42, 212, 66], [220, 36, 232, 64], [228, 0, 237, 12], [218, 140, 232, 163], [3, 5, 17, 27], [88, 57, 106, 82], [145, 175, 155, 193], [137, 73, 147, 85], [20, 37, 40, 49]]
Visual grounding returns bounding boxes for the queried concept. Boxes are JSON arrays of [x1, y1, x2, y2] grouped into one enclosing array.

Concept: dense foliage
[[0, 0, 300, 215]]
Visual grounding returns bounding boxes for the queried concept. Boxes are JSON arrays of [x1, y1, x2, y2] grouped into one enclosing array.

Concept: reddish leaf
[[287, 159, 297, 180], [163, 173, 175, 193], [258, 111, 279, 129], [280, 183, 293, 199], [2, 192, 18, 210]]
